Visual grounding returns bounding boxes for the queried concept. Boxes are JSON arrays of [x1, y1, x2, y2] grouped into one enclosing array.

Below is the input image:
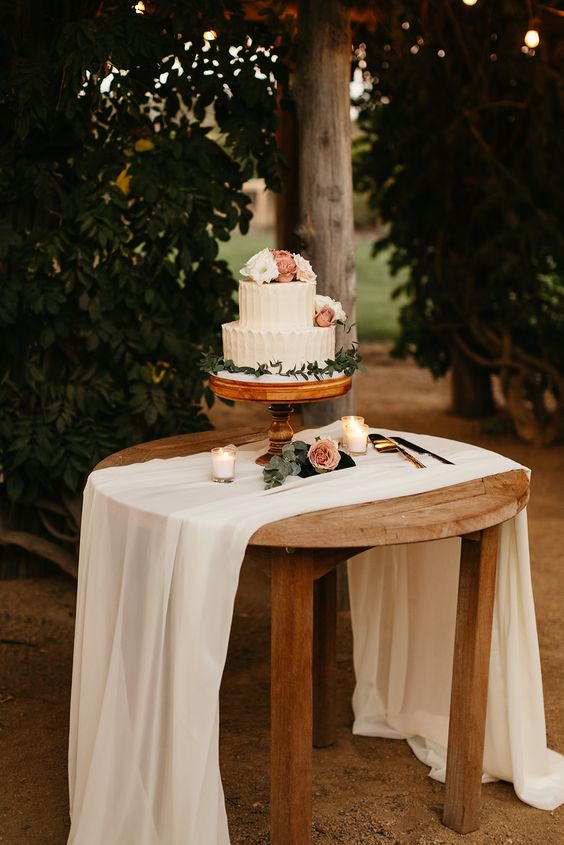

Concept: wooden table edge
[[93, 427, 267, 471], [248, 469, 530, 548]]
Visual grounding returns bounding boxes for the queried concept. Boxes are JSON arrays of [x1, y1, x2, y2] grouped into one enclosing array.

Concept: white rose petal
[[239, 248, 279, 285], [293, 253, 317, 283], [314, 294, 347, 324]]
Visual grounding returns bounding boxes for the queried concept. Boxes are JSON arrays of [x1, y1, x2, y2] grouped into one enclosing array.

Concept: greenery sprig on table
[[200, 344, 365, 380], [263, 440, 355, 489]]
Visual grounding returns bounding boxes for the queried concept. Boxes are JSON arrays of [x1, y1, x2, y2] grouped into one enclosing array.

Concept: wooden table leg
[[313, 567, 337, 748], [443, 524, 500, 834], [271, 548, 314, 845]]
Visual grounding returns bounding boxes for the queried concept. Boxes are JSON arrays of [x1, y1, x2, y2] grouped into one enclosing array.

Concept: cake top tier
[[240, 248, 316, 285], [236, 246, 347, 329], [239, 280, 316, 330]]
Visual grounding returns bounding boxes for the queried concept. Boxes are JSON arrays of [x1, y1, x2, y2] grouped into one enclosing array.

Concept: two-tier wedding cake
[[222, 248, 346, 371]]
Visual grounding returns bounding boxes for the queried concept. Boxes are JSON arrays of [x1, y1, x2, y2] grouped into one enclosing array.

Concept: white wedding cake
[[221, 249, 345, 372]]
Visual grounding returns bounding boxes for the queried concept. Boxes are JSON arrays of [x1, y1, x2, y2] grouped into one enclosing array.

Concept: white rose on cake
[[292, 253, 317, 283], [314, 294, 347, 326], [240, 248, 279, 285]]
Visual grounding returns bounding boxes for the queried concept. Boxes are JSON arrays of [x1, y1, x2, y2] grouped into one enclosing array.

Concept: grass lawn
[[218, 232, 406, 342]]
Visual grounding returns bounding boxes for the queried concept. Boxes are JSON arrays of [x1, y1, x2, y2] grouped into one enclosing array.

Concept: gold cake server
[[369, 433, 426, 469]]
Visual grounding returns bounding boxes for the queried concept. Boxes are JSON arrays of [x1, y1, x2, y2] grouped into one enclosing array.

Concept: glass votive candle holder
[[211, 445, 237, 483], [345, 423, 369, 455], [340, 416, 365, 450]]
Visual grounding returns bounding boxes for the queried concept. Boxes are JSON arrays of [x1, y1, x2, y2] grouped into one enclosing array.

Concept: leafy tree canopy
[[0, 0, 290, 571], [354, 0, 564, 442]]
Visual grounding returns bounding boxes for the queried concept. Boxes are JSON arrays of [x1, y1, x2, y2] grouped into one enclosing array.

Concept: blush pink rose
[[270, 249, 297, 282], [315, 306, 336, 327], [308, 438, 341, 473]]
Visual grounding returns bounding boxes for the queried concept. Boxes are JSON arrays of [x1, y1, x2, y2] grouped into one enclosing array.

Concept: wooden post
[[270, 548, 314, 845], [275, 89, 301, 253], [313, 568, 337, 747], [443, 525, 500, 833], [295, 0, 357, 425]]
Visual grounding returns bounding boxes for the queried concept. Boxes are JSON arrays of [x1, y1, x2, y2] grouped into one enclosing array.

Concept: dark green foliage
[[200, 344, 365, 379], [354, 1, 564, 439], [0, 2, 289, 552]]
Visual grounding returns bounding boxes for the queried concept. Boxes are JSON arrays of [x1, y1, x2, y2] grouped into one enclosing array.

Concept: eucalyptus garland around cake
[[200, 343, 363, 381]]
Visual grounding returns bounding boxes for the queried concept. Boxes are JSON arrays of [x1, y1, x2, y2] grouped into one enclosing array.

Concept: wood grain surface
[[249, 471, 529, 549], [94, 427, 265, 471], [443, 526, 500, 833], [209, 373, 352, 404], [270, 548, 314, 845]]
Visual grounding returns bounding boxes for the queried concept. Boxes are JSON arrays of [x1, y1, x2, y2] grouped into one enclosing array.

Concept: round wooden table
[[97, 427, 530, 843]]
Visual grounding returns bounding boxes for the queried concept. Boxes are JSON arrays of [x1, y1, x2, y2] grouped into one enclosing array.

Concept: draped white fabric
[[349, 517, 564, 806], [68, 424, 564, 844]]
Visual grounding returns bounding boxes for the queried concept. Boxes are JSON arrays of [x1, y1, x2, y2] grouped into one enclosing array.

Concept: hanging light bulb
[[524, 26, 540, 48], [462, 0, 478, 6]]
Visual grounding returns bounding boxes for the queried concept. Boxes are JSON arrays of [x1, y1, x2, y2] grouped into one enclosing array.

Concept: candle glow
[[211, 445, 237, 482], [341, 416, 369, 455]]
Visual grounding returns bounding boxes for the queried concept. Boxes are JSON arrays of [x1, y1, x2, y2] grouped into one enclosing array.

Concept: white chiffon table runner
[[68, 424, 564, 845]]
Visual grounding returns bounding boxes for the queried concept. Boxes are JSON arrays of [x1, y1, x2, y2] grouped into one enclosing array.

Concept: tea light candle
[[211, 445, 237, 483], [345, 423, 369, 455], [341, 415, 365, 450]]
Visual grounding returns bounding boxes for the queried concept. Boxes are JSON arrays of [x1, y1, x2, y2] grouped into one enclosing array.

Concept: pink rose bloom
[[308, 438, 341, 473], [270, 249, 297, 282], [315, 306, 336, 327]]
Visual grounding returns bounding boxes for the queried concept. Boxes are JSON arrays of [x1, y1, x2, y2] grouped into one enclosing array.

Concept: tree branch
[[38, 509, 79, 544], [62, 493, 82, 531], [0, 527, 78, 579]]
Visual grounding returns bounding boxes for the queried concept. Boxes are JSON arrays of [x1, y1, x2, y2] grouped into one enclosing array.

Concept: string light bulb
[[134, 1, 145, 13], [203, 30, 217, 41], [462, 0, 478, 6], [524, 26, 540, 49]]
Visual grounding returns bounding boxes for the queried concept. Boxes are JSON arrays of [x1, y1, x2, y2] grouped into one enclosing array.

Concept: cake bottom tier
[[222, 322, 335, 371]]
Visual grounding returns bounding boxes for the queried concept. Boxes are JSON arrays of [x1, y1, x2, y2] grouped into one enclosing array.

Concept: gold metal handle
[[372, 435, 426, 469]]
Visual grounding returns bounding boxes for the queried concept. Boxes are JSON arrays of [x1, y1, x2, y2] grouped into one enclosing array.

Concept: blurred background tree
[[0, 0, 289, 575], [354, 0, 564, 442]]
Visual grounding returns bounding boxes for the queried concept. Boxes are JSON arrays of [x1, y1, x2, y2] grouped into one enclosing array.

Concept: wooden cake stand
[[209, 373, 352, 465]]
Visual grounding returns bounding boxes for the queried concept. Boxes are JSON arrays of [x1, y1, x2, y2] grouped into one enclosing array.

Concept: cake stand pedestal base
[[208, 373, 353, 467], [256, 403, 295, 466]]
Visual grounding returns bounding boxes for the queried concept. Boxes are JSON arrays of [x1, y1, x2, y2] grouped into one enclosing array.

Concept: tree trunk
[[294, 0, 357, 425], [451, 343, 495, 419], [275, 90, 301, 253]]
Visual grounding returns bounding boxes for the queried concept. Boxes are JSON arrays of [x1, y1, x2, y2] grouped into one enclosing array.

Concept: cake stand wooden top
[[209, 373, 352, 404]]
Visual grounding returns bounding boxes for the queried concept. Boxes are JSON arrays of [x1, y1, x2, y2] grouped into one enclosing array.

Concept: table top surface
[[95, 428, 530, 549]]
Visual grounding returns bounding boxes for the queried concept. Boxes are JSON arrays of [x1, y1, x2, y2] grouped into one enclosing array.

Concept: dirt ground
[[1, 344, 563, 845]]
